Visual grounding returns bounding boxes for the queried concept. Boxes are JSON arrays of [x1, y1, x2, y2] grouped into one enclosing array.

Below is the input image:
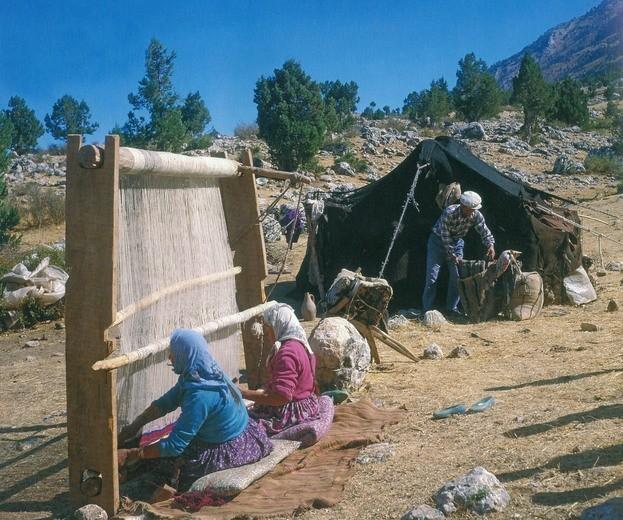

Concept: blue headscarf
[[170, 329, 242, 403]]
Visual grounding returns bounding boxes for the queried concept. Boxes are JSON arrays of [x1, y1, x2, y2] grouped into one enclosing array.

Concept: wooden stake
[[369, 325, 419, 363], [65, 135, 119, 514], [304, 201, 325, 299], [238, 165, 312, 184], [351, 320, 381, 364]]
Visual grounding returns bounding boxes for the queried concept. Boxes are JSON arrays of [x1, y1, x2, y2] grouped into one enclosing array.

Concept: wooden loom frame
[[65, 135, 308, 514]]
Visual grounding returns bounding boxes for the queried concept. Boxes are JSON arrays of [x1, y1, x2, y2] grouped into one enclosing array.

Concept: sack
[[509, 271, 544, 321], [563, 266, 597, 305]]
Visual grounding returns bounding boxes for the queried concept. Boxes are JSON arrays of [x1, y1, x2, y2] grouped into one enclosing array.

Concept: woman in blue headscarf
[[117, 329, 273, 490]]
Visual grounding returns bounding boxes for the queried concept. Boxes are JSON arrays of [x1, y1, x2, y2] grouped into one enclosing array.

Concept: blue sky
[[0, 0, 602, 147]]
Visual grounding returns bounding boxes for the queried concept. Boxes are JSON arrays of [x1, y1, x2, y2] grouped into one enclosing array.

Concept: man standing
[[422, 191, 495, 315]]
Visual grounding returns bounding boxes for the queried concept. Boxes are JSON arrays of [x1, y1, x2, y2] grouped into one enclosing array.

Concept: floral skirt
[[250, 394, 320, 436], [145, 417, 273, 491]]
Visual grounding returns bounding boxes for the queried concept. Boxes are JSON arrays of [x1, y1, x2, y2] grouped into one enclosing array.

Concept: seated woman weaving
[[117, 329, 273, 491], [241, 303, 320, 435]]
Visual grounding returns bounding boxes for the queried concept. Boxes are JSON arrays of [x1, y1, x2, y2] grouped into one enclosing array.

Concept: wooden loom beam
[[220, 149, 269, 389], [65, 135, 119, 513], [78, 144, 312, 184]]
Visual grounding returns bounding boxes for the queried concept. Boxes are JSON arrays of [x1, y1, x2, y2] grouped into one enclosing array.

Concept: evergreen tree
[[254, 60, 326, 171], [0, 113, 20, 245], [320, 80, 359, 131], [453, 52, 502, 121], [403, 78, 452, 125], [181, 91, 211, 137], [361, 101, 386, 120], [511, 54, 553, 141], [44, 95, 98, 142], [550, 77, 589, 126], [120, 39, 212, 152], [5, 96, 44, 153]]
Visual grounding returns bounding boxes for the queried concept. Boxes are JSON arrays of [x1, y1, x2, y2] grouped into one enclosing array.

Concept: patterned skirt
[[250, 394, 320, 436], [145, 417, 273, 491]]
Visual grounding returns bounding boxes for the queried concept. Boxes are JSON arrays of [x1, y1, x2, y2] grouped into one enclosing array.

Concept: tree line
[[1, 41, 621, 172]]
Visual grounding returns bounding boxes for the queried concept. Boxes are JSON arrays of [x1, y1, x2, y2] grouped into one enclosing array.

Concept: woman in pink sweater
[[241, 303, 319, 435]]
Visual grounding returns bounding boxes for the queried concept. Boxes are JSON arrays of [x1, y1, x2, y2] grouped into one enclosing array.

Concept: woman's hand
[[117, 448, 140, 468]]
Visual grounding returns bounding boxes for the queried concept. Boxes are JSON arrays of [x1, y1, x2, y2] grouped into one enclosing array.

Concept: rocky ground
[[0, 106, 621, 520]]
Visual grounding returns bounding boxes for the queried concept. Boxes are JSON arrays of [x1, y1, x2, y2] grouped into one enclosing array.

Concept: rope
[[230, 180, 292, 249], [378, 163, 428, 278], [264, 181, 305, 301], [534, 203, 623, 248]]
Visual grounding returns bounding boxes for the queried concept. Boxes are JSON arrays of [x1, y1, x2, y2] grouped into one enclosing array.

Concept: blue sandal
[[468, 396, 496, 413], [433, 403, 468, 419]]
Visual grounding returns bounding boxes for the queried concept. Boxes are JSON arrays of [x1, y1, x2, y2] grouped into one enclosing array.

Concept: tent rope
[[378, 162, 429, 278]]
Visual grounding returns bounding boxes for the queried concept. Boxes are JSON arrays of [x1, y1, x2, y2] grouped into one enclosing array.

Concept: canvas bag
[[508, 271, 544, 321]]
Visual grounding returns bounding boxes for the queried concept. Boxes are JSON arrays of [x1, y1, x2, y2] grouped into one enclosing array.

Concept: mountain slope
[[490, 0, 623, 89]]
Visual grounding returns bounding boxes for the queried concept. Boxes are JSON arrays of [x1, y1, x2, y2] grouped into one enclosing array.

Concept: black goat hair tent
[[297, 136, 582, 307]]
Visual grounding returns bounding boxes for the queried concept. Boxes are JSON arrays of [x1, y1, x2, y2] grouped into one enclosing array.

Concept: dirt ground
[[0, 187, 622, 519]]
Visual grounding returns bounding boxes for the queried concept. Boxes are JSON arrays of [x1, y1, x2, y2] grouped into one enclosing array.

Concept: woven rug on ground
[[120, 399, 404, 519]]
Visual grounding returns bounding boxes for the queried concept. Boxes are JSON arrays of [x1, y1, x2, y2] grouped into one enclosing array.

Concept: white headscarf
[[263, 302, 313, 361]]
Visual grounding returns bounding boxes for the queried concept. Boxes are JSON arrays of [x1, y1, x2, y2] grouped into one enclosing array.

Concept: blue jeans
[[422, 233, 464, 313]]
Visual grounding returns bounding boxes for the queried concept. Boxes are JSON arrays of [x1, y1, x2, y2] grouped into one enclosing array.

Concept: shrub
[[234, 123, 259, 139], [17, 183, 65, 227], [335, 151, 368, 173], [0, 296, 64, 330], [584, 154, 623, 178]]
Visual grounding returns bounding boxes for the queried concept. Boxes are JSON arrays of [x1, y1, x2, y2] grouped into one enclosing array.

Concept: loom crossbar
[[92, 301, 277, 371], [105, 266, 242, 336]]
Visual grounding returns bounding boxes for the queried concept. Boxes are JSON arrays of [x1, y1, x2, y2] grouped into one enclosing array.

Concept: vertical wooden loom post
[[66, 135, 119, 514], [220, 149, 268, 389]]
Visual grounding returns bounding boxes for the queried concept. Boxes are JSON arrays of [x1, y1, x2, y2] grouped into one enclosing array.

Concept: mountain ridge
[[490, 0, 623, 89]]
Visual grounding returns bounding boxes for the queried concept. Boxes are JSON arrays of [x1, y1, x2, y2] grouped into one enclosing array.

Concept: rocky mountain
[[490, 0, 623, 89]]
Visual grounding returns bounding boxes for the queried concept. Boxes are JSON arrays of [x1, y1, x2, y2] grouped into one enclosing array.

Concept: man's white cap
[[459, 191, 482, 210]]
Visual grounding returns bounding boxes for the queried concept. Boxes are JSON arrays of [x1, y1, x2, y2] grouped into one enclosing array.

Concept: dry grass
[[0, 186, 621, 519]]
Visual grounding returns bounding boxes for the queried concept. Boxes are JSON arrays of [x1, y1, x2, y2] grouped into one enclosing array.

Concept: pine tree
[[511, 54, 553, 141], [0, 113, 20, 245], [120, 39, 212, 152], [320, 80, 359, 131], [403, 78, 452, 125], [5, 96, 44, 153], [254, 60, 326, 171], [453, 53, 502, 122], [550, 77, 589, 127], [44, 95, 98, 142]]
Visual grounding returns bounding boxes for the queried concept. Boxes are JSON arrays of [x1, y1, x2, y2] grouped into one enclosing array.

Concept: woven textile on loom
[[115, 175, 241, 434]]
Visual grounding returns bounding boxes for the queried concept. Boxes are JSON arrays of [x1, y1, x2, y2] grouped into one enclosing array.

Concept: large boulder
[[553, 155, 585, 175], [73, 504, 108, 520], [461, 122, 487, 140], [333, 161, 356, 177], [435, 467, 510, 515], [309, 317, 370, 391]]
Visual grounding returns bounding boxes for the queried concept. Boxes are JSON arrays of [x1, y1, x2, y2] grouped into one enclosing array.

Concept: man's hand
[[486, 245, 496, 261], [450, 254, 462, 265]]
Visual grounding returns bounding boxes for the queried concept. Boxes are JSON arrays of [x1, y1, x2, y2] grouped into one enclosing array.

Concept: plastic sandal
[[321, 389, 349, 404], [468, 396, 496, 413], [433, 403, 468, 419]]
